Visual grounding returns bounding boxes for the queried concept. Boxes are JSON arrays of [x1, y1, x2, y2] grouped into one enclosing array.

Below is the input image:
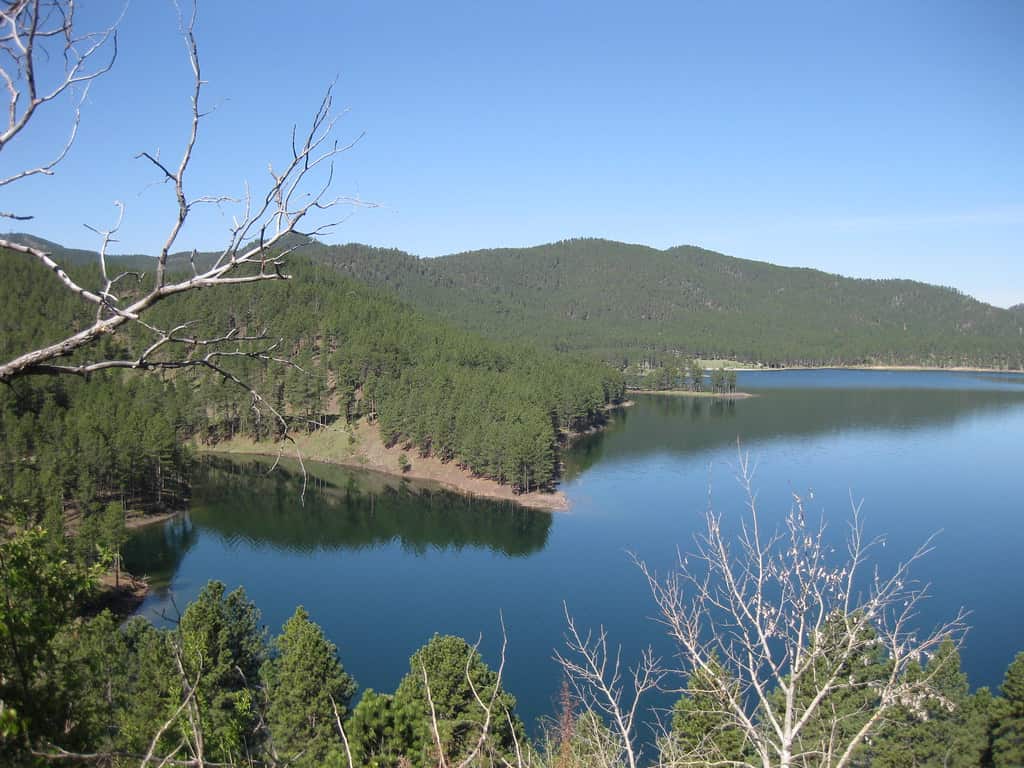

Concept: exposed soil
[[630, 389, 756, 399], [83, 570, 150, 619]]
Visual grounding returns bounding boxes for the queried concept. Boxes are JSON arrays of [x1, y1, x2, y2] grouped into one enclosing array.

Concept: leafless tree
[[554, 606, 664, 768], [0, 1, 366, 470], [625, 449, 968, 768], [0, 0, 118, 212]]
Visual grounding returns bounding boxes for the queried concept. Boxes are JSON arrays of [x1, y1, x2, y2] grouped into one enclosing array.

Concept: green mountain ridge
[[269, 236, 1024, 368], [5, 232, 1023, 368]]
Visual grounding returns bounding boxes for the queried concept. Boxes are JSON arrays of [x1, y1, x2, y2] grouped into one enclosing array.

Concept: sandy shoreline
[[201, 419, 576, 512], [630, 389, 756, 399], [125, 508, 182, 530]]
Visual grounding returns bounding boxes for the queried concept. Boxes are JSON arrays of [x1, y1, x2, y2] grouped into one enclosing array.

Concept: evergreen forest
[[257, 237, 1024, 369], [3, 235, 1024, 767]]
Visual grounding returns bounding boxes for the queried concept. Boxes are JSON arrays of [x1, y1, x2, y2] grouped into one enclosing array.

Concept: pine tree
[[994, 652, 1024, 767], [668, 656, 747, 764], [348, 690, 400, 768], [261, 606, 358, 767], [391, 634, 524, 768], [177, 581, 266, 763], [870, 639, 990, 768]]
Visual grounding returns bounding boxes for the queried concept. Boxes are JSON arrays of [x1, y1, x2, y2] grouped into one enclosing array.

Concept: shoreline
[[726, 364, 1022, 374], [200, 401, 635, 513], [562, 399, 635, 442], [125, 508, 182, 530], [200, 419, 580, 512], [630, 389, 756, 399]]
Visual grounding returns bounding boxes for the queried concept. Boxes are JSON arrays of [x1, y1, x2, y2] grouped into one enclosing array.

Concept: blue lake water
[[125, 369, 1024, 732]]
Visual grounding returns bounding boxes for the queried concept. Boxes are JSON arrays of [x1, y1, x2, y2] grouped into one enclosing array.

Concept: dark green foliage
[[177, 581, 266, 762], [158, 257, 623, 491], [261, 606, 358, 767], [296, 237, 1024, 369], [669, 658, 747, 764], [388, 634, 524, 768], [0, 245, 624, 500], [870, 640, 993, 768], [993, 652, 1024, 767], [0, 337, 192, 558], [0, 526, 98, 757], [46, 610, 134, 753], [348, 690, 400, 768], [113, 616, 178, 756], [689, 360, 704, 391], [710, 367, 725, 393]]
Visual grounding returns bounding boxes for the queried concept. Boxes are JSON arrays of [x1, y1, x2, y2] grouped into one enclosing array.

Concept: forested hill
[[0, 245, 624, 515], [5, 233, 1023, 368], [297, 238, 1024, 369]]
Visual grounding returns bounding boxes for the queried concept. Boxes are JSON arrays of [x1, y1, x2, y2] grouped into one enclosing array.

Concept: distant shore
[[201, 418, 590, 512], [631, 389, 756, 399], [727, 364, 1022, 374]]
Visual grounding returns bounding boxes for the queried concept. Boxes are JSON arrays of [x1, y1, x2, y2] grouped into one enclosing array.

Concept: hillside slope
[[302, 238, 1024, 368], [0, 245, 624, 498], [5, 233, 1022, 368]]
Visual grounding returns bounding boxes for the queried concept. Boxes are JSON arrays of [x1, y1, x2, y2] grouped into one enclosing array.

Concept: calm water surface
[[126, 369, 1024, 731]]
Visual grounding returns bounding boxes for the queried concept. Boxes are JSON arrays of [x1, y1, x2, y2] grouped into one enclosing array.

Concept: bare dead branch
[[329, 693, 356, 768], [636, 444, 968, 768], [0, 0, 118, 197], [556, 604, 663, 768]]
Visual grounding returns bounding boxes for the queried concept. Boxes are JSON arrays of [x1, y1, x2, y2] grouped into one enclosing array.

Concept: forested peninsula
[[0, 244, 625, 521]]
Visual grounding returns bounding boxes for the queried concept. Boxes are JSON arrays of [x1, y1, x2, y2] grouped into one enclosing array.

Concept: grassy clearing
[[199, 422, 359, 465]]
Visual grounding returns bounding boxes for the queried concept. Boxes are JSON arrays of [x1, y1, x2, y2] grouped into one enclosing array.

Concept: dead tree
[[0, 2, 366, 451], [554, 608, 663, 768], [632, 449, 967, 768]]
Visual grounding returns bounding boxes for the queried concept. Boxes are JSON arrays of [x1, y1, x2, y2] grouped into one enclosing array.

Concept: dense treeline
[[0, 250, 193, 564], [2, 526, 1024, 767], [152, 258, 625, 491], [0, 246, 625, 506], [283, 237, 1024, 369], [14, 233, 1024, 370], [623, 360, 738, 393], [0, 530, 525, 767]]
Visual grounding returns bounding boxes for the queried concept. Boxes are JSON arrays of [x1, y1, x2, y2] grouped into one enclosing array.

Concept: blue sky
[[5, 1, 1023, 306]]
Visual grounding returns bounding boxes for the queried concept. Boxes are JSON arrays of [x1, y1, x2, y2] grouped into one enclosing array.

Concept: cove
[[125, 368, 1024, 732]]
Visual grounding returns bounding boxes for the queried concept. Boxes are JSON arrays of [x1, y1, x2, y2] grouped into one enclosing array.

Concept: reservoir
[[125, 369, 1024, 731]]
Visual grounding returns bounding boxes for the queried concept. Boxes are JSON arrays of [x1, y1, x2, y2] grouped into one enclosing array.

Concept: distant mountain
[[1, 230, 318, 275], [5, 233, 1023, 368], [293, 238, 1024, 368], [2, 231, 155, 272], [1011, 304, 1024, 314]]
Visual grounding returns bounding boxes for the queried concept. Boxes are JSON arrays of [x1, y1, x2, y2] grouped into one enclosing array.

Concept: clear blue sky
[[6, 1, 1023, 307]]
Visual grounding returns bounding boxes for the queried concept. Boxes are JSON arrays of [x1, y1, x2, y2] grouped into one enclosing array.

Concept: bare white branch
[[637, 445, 967, 768]]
